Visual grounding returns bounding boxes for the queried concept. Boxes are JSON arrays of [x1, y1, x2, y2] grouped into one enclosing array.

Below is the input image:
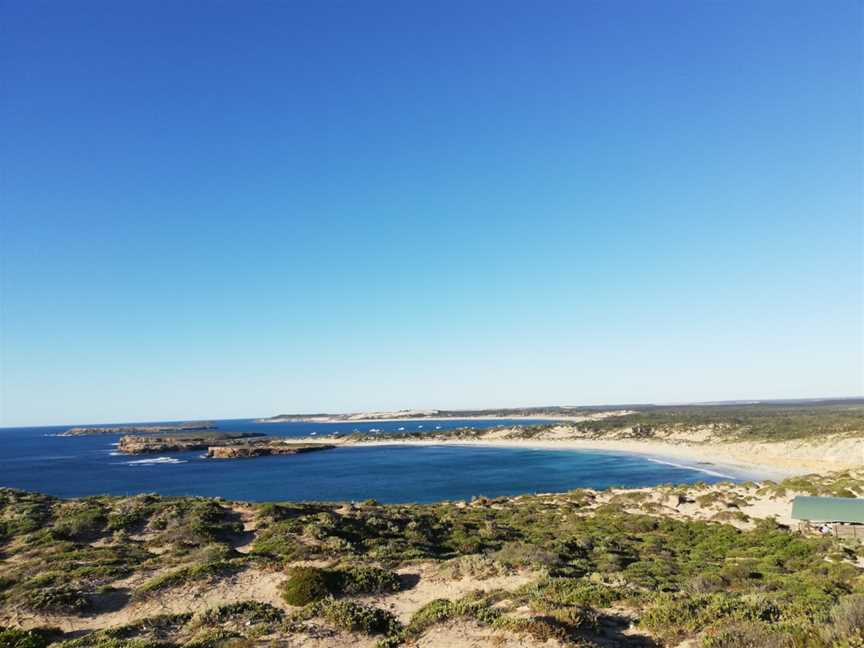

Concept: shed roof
[[791, 496, 864, 524]]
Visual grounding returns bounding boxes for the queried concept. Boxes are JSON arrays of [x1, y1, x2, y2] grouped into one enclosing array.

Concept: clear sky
[[2, 1, 862, 427]]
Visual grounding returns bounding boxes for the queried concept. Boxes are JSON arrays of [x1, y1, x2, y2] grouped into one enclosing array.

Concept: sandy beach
[[308, 432, 864, 480]]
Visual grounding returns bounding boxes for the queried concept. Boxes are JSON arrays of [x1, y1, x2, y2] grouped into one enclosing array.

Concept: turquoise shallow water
[[0, 418, 754, 503]]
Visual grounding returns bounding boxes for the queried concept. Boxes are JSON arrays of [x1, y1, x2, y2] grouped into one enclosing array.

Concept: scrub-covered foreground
[[1, 471, 863, 647]]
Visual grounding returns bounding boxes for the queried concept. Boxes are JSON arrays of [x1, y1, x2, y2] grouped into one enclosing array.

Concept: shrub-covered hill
[[1, 472, 863, 647], [336, 401, 864, 445]]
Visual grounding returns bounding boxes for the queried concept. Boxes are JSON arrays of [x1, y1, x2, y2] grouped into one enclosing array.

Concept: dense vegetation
[[573, 401, 864, 442], [1, 469, 863, 646], [336, 401, 864, 444]]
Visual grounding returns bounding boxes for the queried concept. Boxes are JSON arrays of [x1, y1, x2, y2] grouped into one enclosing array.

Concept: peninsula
[[59, 421, 217, 436], [116, 431, 335, 459], [257, 407, 634, 424]]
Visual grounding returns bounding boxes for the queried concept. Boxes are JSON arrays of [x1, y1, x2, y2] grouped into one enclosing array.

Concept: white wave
[[110, 442, 120, 446], [124, 457, 187, 466], [646, 457, 735, 480], [109, 451, 123, 456]]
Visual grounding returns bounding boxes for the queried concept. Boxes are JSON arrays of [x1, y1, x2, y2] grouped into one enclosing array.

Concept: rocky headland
[[206, 442, 335, 459], [117, 432, 263, 454], [116, 432, 335, 459]]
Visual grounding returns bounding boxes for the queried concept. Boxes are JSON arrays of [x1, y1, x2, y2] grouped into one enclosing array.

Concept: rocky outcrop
[[116, 433, 332, 459], [117, 432, 264, 454], [206, 443, 335, 459]]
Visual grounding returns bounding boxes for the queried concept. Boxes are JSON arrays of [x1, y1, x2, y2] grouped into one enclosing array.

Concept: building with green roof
[[791, 496, 864, 540]]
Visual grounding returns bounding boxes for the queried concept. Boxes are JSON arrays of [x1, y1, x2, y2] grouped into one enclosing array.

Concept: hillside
[[2, 470, 863, 647]]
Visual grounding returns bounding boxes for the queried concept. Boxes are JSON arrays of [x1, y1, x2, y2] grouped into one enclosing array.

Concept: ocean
[[0, 418, 755, 503]]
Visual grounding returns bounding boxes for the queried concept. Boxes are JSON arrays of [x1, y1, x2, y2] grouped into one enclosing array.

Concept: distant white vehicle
[[310, 432, 316, 435], [435, 426, 441, 429], [418, 425, 423, 428], [398, 427, 405, 431]]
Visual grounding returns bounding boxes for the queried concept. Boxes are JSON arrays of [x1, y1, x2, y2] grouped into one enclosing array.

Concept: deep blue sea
[[0, 418, 755, 503]]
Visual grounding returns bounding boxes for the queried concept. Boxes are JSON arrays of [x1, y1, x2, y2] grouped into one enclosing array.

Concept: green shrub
[[106, 509, 148, 531], [52, 502, 106, 540], [640, 592, 782, 642], [0, 627, 57, 648], [183, 628, 241, 648], [492, 541, 558, 568], [702, 621, 792, 648], [400, 596, 502, 641], [316, 598, 400, 635], [336, 565, 401, 595], [526, 577, 618, 610], [197, 601, 284, 626], [279, 567, 334, 606], [135, 560, 239, 596], [435, 555, 510, 581], [493, 616, 572, 644], [24, 585, 90, 614], [277, 564, 399, 606], [825, 594, 864, 645]]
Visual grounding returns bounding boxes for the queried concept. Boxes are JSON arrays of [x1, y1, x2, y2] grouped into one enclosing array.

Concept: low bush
[[279, 567, 334, 606], [135, 560, 240, 596], [0, 627, 58, 648], [197, 601, 284, 626], [702, 621, 792, 648], [824, 594, 864, 645], [316, 598, 401, 635], [52, 502, 107, 540], [278, 564, 400, 606], [399, 596, 502, 642], [23, 585, 90, 614], [492, 541, 558, 569], [525, 577, 619, 610], [336, 564, 401, 595], [435, 554, 511, 581]]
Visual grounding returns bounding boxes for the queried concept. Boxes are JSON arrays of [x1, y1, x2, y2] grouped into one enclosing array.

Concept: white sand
[[310, 432, 864, 479]]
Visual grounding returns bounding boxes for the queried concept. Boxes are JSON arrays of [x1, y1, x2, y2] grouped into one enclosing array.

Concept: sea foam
[[124, 457, 187, 466], [646, 457, 735, 480]]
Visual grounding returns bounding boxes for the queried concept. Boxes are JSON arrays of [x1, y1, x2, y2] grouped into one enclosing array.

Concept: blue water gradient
[[0, 418, 755, 503]]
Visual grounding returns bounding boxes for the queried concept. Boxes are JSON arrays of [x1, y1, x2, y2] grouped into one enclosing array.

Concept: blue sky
[[2, 1, 862, 426]]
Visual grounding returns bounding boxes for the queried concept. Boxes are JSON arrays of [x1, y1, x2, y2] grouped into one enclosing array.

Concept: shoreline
[[343, 438, 793, 481], [303, 434, 862, 480]]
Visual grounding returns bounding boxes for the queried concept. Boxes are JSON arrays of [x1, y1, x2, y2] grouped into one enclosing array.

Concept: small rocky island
[[206, 442, 335, 459], [59, 421, 217, 436], [117, 431, 334, 459], [117, 432, 263, 453]]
